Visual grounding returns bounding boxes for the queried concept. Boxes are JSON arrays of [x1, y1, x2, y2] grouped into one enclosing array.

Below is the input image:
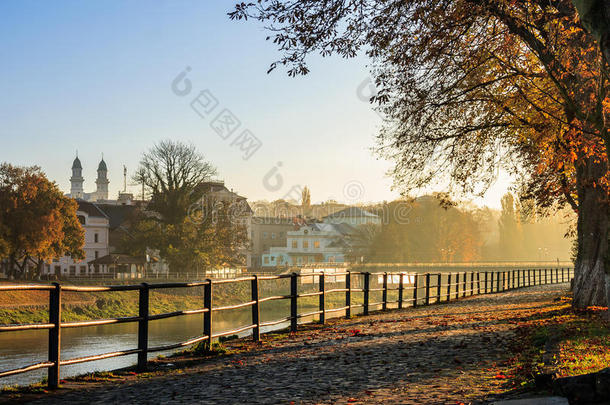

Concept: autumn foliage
[[0, 163, 84, 279]]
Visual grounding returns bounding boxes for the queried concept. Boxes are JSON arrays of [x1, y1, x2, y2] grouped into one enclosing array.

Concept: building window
[[69, 266, 76, 276], [264, 256, 269, 264], [263, 232, 268, 239], [77, 215, 85, 225], [303, 241, 309, 249], [94, 233, 99, 243], [314, 241, 320, 248], [292, 240, 298, 249], [80, 265, 87, 274], [271, 232, 276, 239]]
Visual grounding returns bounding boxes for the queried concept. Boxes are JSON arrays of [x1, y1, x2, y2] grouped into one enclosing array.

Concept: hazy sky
[[0, 1, 510, 208]]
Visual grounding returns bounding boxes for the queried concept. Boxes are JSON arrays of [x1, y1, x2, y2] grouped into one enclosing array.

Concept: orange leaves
[[0, 163, 85, 268]]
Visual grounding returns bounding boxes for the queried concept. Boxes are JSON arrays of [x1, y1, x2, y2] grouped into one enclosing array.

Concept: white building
[[262, 222, 358, 267], [45, 201, 111, 276], [261, 207, 380, 267]]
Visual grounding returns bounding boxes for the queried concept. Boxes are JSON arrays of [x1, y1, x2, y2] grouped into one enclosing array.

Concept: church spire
[[94, 155, 109, 201], [70, 153, 84, 199]]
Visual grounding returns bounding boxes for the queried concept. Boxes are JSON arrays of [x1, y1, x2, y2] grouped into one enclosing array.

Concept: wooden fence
[[0, 267, 574, 389]]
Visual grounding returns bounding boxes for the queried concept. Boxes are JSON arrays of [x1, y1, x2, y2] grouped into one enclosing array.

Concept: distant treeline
[[252, 193, 574, 263]]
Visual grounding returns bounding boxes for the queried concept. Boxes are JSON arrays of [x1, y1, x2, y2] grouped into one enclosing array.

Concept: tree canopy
[[231, 0, 610, 307], [0, 163, 84, 279], [126, 141, 247, 272], [134, 140, 217, 225]]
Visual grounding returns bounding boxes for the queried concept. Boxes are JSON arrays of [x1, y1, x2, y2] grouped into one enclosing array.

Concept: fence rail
[[0, 267, 574, 389]]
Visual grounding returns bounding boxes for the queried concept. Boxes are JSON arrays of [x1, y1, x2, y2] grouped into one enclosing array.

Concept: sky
[[0, 1, 511, 208]]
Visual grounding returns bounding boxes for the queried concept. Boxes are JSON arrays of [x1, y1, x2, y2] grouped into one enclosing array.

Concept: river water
[[0, 298, 357, 388]]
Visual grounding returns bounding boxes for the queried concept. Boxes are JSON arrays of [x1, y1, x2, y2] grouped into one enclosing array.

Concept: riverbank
[[0, 279, 357, 325], [3, 283, 595, 404]]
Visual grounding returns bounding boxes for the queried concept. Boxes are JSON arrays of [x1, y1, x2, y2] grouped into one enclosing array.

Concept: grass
[[504, 296, 610, 391], [0, 279, 366, 325]]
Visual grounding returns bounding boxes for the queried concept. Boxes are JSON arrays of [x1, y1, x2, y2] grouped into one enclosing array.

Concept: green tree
[[126, 143, 247, 273]]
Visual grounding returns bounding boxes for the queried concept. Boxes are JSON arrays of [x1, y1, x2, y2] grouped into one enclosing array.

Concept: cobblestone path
[[26, 284, 569, 404]]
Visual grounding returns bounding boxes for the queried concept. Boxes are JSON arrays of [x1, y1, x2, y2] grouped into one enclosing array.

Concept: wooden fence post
[[462, 272, 467, 297], [562, 268, 565, 283], [437, 274, 442, 302], [382, 272, 388, 310], [203, 279, 213, 350], [346, 271, 351, 318], [425, 273, 431, 305], [555, 268, 559, 284], [137, 283, 149, 371], [251, 275, 260, 341], [363, 272, 370, 315], [477, 272, 481, 294], [398, 273, 404, 309], [319, 273, 325, 324], [484, 272, 488, 294], [48, 283, 61, 389], [290, 273, 298, 332], [455, 273, 460, 298], [470, 272, 474, 296], [413, 274, 419, 307], [446, 273, 452, 301], [496, 271, 501, 292]]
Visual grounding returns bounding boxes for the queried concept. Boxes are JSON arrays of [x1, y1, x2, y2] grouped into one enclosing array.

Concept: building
[[41, 200, 151, 277], [249, 216, 304, 268], [323, 206, 381, 226], [69, 155, 113, 202], [262, 222, 361, 267], [260, 207, 381, 268], [46, 201, 111, 276]]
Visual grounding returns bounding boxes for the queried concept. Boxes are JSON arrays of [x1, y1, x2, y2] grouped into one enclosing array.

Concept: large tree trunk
[[573, 155, 609, 308]]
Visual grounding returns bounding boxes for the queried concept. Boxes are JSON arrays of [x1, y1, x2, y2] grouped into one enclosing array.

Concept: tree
[[127, 142, 248, 273], [134, 140, 217, 225], [123, 200, 248, 272], [573, 1, 610, 63], [498, 193, 523, 260], [231, 0, 610, 308], [0, 163, 84, 279], [367, 197, 482, 263]]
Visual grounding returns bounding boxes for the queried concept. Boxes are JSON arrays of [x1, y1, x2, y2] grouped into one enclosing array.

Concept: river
[[0, 299, 357, 388]]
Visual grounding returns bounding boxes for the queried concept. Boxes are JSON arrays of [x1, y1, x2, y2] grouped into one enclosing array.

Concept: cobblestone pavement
[[26, 284, 569, 405]]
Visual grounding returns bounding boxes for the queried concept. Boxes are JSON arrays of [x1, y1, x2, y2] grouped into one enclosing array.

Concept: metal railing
[[0, 267, 574, 389]]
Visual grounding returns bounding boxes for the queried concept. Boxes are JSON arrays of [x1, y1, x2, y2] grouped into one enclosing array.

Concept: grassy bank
[[503, 295, 609, 390], [0, 279, 364, 325]]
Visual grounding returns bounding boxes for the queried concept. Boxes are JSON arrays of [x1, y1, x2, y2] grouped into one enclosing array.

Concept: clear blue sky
[[0, 1, 509, 207]]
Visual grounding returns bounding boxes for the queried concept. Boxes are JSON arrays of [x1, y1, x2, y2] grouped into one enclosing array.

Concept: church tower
[[70, 155, 84, 199], [95, 158, 110, 201]]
